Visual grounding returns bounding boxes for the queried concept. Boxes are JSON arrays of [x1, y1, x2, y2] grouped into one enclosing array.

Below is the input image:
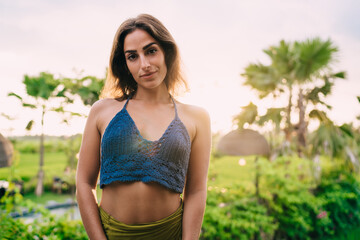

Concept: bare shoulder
[[87, 98, 126, 130], [90, 98, 125, 114], [91, 98, 120, 111], [176, 101, 211, 154], [177, 101, 210, 122], [175, 101, 210, 142]]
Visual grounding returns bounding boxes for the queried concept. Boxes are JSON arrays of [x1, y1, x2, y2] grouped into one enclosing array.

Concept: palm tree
[[242, 40, 296, 142], [308, 110, 360, 175], [241, 38, 345, 155]]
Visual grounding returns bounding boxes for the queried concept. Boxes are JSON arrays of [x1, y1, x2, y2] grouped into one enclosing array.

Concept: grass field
[[0, 151, 101, 202], [0, 152, 68, 182], [208, 155, 255, 187], [24, 192, 75, 205]]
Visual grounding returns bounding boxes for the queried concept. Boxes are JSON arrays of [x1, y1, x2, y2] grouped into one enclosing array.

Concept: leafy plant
[[0, 183, 87, 240], [8, 72, 74, 196], [202, 184, 277, 239], [240, 38, 346, 155]]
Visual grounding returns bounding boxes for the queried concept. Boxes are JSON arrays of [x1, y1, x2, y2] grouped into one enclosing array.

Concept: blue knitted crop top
[[100, 95, 191, 193]]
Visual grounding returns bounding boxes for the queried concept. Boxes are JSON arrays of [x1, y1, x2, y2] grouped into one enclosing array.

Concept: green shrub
[[201, 184, 277, 239], [14, 138, 72, 154], [0, 185, 87, 240], [260, 156, 318, 239], [29, 211, 88, 240], [311, 170, 360, 238], [0, 214, 31, 239], [0, 210, 88, 240], [15, 141, 39, 154], [201, 155, 360, 239]]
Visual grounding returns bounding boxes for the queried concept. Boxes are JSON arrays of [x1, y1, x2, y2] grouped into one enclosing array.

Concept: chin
[[141, 80, 165, 89]]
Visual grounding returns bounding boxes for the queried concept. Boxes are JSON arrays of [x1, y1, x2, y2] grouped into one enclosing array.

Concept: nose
[[140, 55, 150, 70]]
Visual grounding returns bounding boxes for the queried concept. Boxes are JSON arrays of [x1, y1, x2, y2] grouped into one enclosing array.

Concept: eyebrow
[[124, 42, 157, 54]]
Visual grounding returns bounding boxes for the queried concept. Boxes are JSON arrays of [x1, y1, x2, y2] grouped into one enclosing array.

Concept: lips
[[140, 71, 156, 79]]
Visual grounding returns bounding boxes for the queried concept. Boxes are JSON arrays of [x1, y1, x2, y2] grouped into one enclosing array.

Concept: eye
[[147, 48, 158, 55], [126, 54, 137, 61]]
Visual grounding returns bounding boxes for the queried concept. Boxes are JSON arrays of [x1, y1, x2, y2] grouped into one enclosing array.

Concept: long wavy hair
[[100, 14, 188, 100]]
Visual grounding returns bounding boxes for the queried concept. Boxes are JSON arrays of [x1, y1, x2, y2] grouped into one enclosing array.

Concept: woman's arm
[[76, 101, 107, 240], [182, 107, 211, 240]]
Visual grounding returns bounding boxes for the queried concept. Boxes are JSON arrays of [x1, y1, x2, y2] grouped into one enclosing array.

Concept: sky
[[0, 0, 359, 137]]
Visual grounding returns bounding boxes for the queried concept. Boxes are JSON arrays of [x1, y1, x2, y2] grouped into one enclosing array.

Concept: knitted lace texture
[[100, 96, 191, 193]]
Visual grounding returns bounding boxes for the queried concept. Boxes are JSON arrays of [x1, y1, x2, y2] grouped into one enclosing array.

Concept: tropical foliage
[[1, 36, 358, 239], [62, 74, 105, 106], [0, 185, 87, 240], [201, 156, 360, 239], [236, 38, 346, 157], [8, 72, 75, 196], [6, 71, 104, 196]]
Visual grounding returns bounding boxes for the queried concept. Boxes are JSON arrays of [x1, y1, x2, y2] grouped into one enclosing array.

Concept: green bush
[[15, 141, 39, 154], [28, 211, 88, 240], [261, 156, 360, 239], [13, 138, 72, 154], [0, 210, 87, 240], [0, 214, 30, 239], [311, 170, 360, 238], [260, 156, 318, 239], [201, 184, 277, 239], [0, 185, 87, 240], [201, 155, 360, 239]]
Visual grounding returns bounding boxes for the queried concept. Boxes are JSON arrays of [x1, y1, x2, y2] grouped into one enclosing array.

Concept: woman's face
[[123, 29, 167, 91]]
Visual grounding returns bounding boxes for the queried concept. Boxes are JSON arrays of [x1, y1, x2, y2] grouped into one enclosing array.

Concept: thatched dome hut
[[217, 129, 270, 156], [0, 133, 13, 168]]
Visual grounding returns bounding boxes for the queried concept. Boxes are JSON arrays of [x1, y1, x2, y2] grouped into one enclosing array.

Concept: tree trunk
[[255, 156, 260, 199], [69, 136, 76, 196], [297, 89, 306, 156], [35, 169, 44, 196], [281, 86, 293, 156], [284, 87, 293, 142], [35, 106, 45, 196]]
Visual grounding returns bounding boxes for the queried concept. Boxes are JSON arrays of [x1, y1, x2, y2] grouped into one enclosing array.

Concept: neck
[[133, 84, 171, 103]]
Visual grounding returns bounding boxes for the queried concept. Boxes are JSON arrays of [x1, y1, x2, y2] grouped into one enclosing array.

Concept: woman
[[76, 14, 211, 240]]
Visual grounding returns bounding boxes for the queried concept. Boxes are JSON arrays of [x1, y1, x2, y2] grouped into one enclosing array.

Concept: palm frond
[[233, 102, 258, 129], [258, 108, 285, 131], [241, 64, 280, 98], [8, 92, 23, 100], [295, 38, 338, 81], [308, 110, 331, 123]]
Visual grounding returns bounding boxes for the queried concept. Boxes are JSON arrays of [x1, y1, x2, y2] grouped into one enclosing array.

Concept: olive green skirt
[[99, 200, 183, 240]]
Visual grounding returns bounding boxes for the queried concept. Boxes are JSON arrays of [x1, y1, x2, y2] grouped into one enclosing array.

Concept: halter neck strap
[[170, 94, 178, 118], [123, 96, 131, 109]]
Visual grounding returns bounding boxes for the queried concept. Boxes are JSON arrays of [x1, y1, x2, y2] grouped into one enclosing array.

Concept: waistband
[[98, 199, 183, 239]]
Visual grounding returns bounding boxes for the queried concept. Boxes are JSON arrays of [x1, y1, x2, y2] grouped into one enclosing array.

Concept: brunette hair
[[100, 14, 188, 100]]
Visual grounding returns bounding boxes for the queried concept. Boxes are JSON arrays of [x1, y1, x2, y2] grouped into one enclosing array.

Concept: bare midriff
[[99, 181, 182, 225]]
